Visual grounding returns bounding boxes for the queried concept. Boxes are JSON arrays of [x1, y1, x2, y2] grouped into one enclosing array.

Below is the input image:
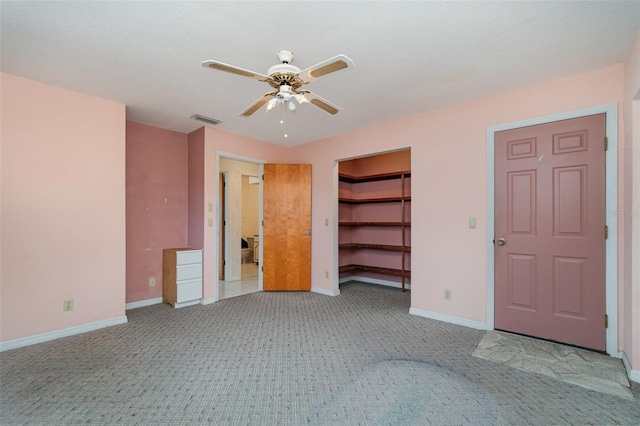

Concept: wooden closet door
[[263, 164, 312, 291]]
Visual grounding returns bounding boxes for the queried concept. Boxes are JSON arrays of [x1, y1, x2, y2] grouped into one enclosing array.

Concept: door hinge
[[605, 225, 609, 239], [223, 260, 226, 266], [604, 137, 608, 151], [262, 220, 264, 226], [605, 314, 609, 329], [262, 174, 264, 180]]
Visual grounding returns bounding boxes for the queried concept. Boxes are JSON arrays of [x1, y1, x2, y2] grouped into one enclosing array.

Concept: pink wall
[[290, 64, 625, 331], [1, 73, 126, 342], [127, 124, 291, 303], [187, 128, 205, 250], [126, 121, 189, 304], [623, 29, 640, 375]]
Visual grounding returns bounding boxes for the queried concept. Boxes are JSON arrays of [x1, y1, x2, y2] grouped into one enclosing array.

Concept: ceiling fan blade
[[298, 91, 342, 115], [202, 60, 270, 83], [239, 92, 276, 117], [298, 54, 354, 84]]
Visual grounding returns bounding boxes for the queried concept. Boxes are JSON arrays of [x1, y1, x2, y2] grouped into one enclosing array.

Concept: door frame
[[486, 103, 619, 356], [215, 151, 265, 301], [220, 171, 227, 281]]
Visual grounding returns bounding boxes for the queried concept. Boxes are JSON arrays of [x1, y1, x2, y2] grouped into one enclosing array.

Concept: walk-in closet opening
[[338, 149, 411, 291]]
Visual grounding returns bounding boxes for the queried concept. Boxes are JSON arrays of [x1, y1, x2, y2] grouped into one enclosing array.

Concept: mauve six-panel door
[[495, 114, 606, 351]]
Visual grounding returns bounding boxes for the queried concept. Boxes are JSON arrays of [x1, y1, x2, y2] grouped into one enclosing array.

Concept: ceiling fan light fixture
[[277, 84, 293, 98], [295, 94, 309, 104], [266, 98, 278, 111]]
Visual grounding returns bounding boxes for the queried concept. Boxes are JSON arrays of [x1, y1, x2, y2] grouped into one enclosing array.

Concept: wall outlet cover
[[63, 299, 74, 312]]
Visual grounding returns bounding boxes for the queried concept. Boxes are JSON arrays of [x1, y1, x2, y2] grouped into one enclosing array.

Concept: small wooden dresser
[[162, 248, 203, 308]]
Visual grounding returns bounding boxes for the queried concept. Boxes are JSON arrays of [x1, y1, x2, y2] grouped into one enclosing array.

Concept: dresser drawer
[[177, 250, 202, 265], [176, 279, 202, 303], [176, 263, 202, 281]]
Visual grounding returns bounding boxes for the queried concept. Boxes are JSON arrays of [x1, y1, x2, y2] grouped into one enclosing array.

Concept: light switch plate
[[469, 217, 477, 229]]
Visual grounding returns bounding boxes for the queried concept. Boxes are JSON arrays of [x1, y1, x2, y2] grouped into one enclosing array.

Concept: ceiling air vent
[[191, 114, 222, 126]]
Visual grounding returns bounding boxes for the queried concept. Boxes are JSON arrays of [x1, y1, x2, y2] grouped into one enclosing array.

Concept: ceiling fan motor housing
[[267, 63, 304, 89]]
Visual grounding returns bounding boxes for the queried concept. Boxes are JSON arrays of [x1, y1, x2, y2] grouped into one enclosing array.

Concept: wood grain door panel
[[263, 164, 311, 291]]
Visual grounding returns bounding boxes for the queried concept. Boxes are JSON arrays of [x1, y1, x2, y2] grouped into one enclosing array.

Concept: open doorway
[[337, 149, 412, 291], [241, 174, 260, 276], [218, 156, 261, 300]]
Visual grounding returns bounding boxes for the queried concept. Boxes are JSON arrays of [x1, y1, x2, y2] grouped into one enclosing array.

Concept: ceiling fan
[[202, 50, 354, 117]]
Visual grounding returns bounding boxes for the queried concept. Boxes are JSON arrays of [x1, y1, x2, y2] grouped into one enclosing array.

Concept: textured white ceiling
[[1, 1, 638, 146]]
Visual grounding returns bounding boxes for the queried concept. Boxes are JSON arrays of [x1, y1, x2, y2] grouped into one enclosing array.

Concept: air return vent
[[191, 114, 222, 125]]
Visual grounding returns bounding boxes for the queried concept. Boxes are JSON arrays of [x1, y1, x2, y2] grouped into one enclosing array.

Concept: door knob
[[304, 231, 310, 236], [497, 238, 506, 246]]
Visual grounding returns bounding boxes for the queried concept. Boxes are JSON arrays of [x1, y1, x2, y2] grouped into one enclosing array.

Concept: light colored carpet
[[2, 282, 638, 425], [472, 330, 633, 399]]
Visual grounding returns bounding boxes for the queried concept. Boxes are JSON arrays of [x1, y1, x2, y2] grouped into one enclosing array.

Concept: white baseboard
[[125, 297, 162, 310], [201, 297, 217, 305], [312, 286, 340, 296], [620, 351, 640, 384], [339, 275, 411, 290], [0, 315, 128, 352], [409, 307, 488, 330]]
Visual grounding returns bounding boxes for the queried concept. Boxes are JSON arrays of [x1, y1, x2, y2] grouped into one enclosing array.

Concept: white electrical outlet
[[63, 299, 74, 312], [444, 290, 452, 301], [149, 277, 156, 287]]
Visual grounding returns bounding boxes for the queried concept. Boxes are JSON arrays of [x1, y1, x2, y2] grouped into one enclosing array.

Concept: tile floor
[[472, 330, 633, 400], [218, 262, 259, 300]]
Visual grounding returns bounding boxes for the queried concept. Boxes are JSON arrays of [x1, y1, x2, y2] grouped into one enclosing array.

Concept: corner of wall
[[622, 27, 640, 377], [187, 128, 205, 249]]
